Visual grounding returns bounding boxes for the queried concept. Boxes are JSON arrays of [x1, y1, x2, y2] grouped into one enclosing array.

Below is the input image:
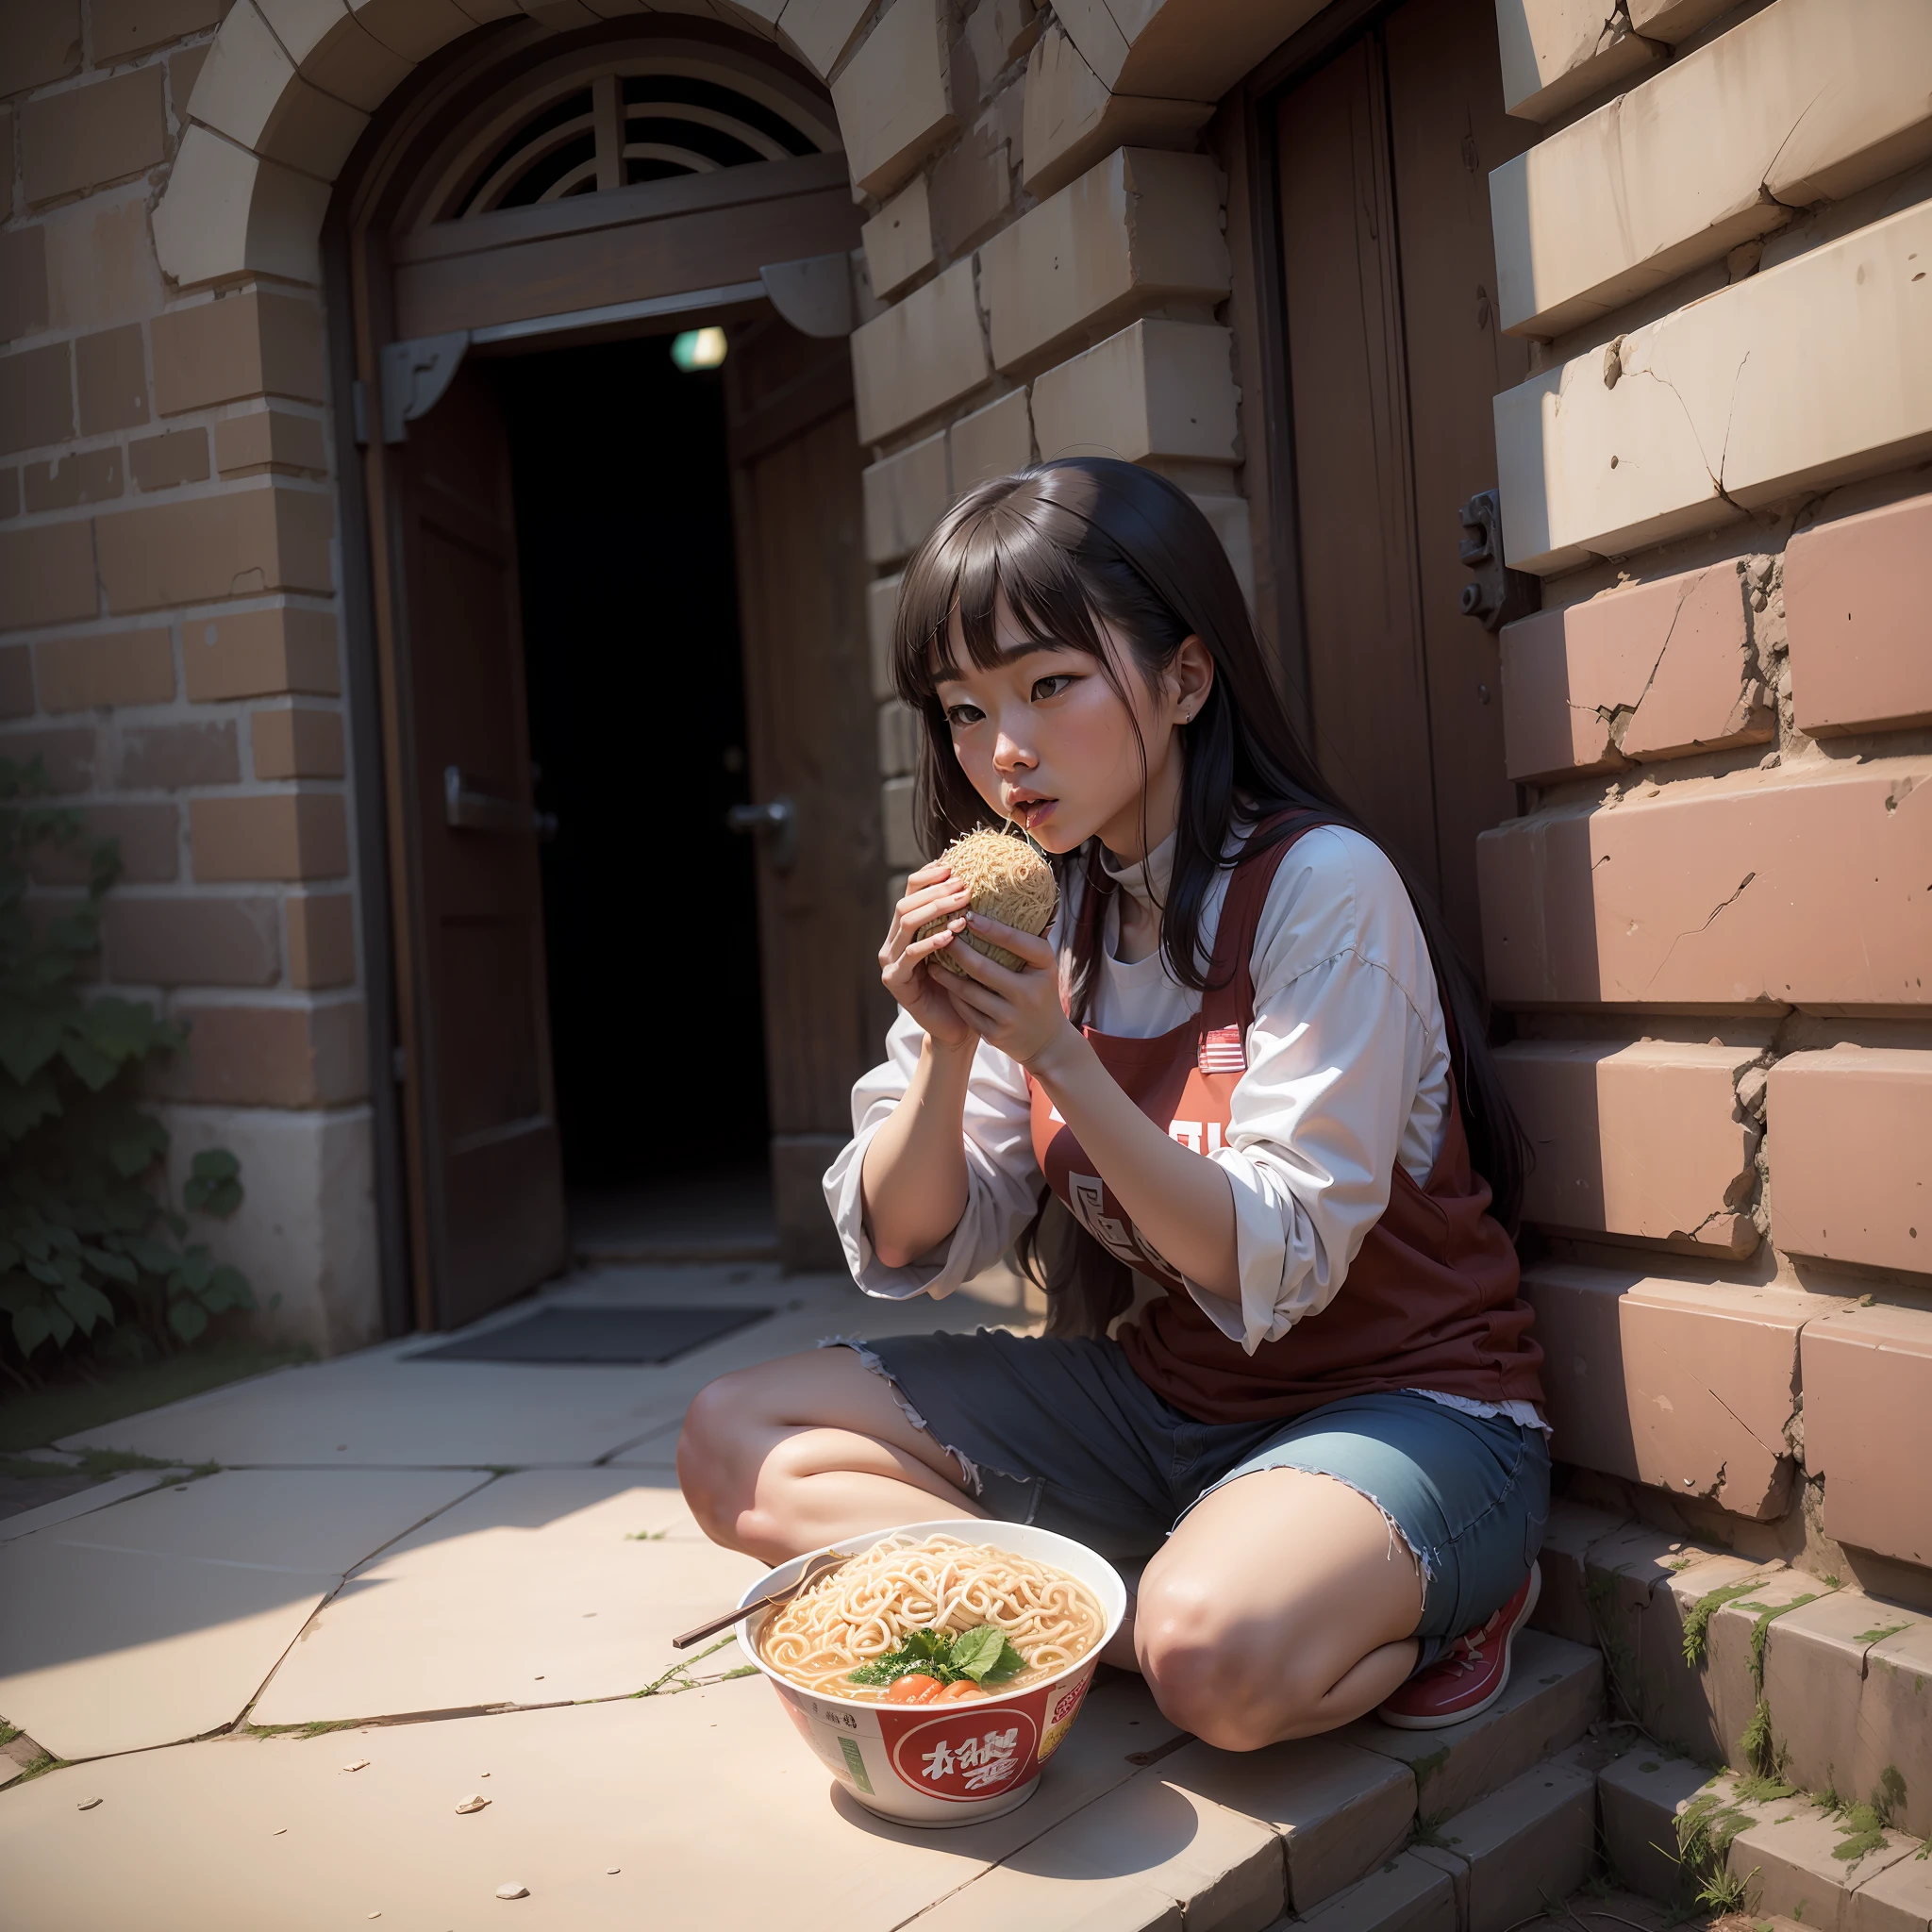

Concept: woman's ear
[[1173, 635, 1214, 721]]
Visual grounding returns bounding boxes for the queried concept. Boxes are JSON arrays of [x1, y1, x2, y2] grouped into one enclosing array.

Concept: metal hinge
[[1457, 490, 1540, 632]]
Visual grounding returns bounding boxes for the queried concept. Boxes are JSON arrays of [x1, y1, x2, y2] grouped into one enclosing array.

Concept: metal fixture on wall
[[1456, 490, 1540, 632]]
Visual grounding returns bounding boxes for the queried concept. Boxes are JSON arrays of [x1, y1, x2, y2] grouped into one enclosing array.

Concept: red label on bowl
[[884, 1707, 1040, 1802]]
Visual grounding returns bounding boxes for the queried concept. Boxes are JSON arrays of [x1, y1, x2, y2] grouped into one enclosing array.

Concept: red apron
[[1027, 815, 1543, 1427]]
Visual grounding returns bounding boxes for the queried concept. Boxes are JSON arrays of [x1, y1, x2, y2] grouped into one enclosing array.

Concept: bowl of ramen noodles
[[738, 1520, 1124, 1826]]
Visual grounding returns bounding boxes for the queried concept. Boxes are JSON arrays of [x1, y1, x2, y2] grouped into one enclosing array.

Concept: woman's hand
[[938, 913, 1081, 1070], [879, 862, 975, 1051]]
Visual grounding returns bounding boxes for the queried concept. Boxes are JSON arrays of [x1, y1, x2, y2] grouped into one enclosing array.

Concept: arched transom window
[[426, 55, 841, 225]]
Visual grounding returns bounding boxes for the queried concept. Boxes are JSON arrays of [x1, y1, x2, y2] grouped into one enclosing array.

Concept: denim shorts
[[842, 1326, 1549, 1647]]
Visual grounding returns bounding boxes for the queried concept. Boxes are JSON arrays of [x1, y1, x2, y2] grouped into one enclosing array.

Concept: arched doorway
[[332, 18, 884, 1328]]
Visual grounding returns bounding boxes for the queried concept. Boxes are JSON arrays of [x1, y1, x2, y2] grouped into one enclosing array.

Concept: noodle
[[760, 1534, 1106, 1700]]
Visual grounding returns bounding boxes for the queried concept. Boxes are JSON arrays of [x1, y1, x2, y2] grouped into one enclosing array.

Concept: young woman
[[678, 458, 1548, 1745]]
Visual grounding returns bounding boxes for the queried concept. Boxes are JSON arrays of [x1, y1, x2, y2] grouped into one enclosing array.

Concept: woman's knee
[[1134, 1572, 1323, 1752], [675, 1371, 763, 1527]]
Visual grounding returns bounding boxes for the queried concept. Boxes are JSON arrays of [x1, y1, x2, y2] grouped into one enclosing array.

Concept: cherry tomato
[[937, 1678, 982, 1702], [886, 1674, 944, 1704]]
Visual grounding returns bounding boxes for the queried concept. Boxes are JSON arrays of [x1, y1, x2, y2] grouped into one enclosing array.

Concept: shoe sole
[[1377, 1561, 1543, 1732]]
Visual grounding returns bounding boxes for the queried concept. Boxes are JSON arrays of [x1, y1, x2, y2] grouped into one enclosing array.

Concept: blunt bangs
[[891, 477, 1116, 708]]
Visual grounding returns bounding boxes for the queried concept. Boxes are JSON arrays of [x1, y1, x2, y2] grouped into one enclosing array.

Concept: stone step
[[1270, 1851, 1458, 1932], [1532, 1499, 1932, 1836], [1402, 1745, 1598, 1932], [1594, 1757, 1932, 1932], [1333, 1628, 1603, 1824], [1596, 1746, 1711, 1900]]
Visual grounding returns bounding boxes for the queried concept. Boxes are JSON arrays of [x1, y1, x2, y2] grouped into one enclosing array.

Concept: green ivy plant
[[0, 758, 254, 1381]]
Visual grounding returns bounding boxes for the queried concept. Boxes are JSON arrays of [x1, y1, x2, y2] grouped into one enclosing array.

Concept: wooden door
[[724, 316, 886, 1268], [1275, 0, 1533, 961], [391, 363, 567, 1325]]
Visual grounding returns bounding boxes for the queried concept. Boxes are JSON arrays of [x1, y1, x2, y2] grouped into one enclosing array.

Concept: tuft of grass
[[1854, 1625, 1909, 1645], [1733, 1772, 1795, 1805], [0, 1721, 19, 1749], [630, 1634, 751, 1700], [1682, 1582, 1763, 1666], [1696, 1861, 1756, 1915], [5, 1751, 68, 1787], [1677, 1784, 1761, 1912]]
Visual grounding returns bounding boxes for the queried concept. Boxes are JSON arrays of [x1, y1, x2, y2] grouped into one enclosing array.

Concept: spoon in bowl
[[670, 1548, 850, 1650]]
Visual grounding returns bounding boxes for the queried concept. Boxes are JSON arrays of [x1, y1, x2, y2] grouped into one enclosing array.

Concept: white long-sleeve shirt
[[823, 824, 1542, 1429]]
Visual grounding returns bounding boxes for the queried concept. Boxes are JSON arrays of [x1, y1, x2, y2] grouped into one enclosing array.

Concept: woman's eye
[[1030, 675, 1074, 703], [943, 702, 984, 728]]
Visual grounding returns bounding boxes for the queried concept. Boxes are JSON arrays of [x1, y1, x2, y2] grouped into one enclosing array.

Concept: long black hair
[[892, 458, 1526, 1337]]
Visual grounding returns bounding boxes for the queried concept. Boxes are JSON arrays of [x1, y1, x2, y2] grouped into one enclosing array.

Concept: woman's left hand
[[940, 914, 1079, 1070]]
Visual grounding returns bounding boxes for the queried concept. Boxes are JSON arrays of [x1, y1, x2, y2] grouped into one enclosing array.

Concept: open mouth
[[1005, 794, 1057, 831]]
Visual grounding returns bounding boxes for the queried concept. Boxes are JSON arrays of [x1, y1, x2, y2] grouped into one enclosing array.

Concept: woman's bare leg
[[677, 1347, 985, 1566], [1134, 1469, 1424, 1751]]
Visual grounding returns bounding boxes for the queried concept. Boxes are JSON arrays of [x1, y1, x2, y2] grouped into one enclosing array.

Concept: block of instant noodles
[[914, 826, 1057, 974]]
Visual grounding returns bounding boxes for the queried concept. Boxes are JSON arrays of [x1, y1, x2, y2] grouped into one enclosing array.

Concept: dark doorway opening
[[496, 335, 774, 1260]]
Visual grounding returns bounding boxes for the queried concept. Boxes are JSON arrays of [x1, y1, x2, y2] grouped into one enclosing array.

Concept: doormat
[[407, 1305, 774, 1365]]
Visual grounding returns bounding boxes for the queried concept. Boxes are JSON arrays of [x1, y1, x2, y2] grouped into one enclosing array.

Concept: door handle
[[444, 766, 558, 840], [725, 796, 797, 873]]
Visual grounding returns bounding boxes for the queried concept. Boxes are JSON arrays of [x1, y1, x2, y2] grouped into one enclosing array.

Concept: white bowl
[[737, 1519, 1126, 1827]]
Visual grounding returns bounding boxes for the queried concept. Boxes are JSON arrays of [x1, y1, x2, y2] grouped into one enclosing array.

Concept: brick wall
[[0, 0, 377, 1355], [1484, 0, 1932, 1590]]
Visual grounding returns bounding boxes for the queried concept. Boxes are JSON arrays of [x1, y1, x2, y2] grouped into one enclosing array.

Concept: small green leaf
[[11, 1303, 53, 1356], [168, 1298, 209, 1344], [948, 1625, 1008, 1682], [0, 1010, 61, 1084]]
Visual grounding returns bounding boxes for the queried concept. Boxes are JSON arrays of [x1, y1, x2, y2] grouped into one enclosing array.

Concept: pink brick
[[1521, 1265, 1805, 1518], [1785, 492, 1932, 736], [1498, 1039, 1758, 1251], [1499, 566, 1768, 785], [1802, 1301, 1932, 1566], [1477, 761, 1932, 1007], [1767, 1048, 1930, 1274]]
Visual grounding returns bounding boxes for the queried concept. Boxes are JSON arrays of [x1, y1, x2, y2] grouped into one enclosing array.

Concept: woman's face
[[932, 600, 1209, 859]]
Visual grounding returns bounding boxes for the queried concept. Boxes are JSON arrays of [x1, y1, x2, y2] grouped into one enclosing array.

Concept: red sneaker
[[1376, 1562, 1541, 1730]]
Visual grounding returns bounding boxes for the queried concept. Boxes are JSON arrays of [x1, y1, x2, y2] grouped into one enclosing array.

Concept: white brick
[[860, 176, 934, 300], [191, 0, 369, 180], [862, 432, 949, 564], [1058, 0, 1328, 106], [1019, 25, 1213, 201], [948, 388, 1033, 491], [830, 0, 955, 198], [1492, 0, 1665, 125], [877, 698, 920, 777], [1031, 319, 1238, 467], [1492, 0, 1932, 338], [881, 774, 922, 870], [978, 146, 1228, 374], [776, 0, 872, 77], [1494, 197, 1932, 575], [850, 258, 990, 443], [868, 573, 904, 697], [151, 125, 332, 291]]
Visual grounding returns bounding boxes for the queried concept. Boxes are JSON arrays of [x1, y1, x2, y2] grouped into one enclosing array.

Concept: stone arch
[[153, 0, 852, 291]]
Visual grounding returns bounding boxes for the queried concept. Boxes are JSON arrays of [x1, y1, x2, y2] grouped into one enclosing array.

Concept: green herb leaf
[[980, 1637, 1029, 1683], [949, 1625, 1027, 1683], [844, 1624, 1029, 1689]]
